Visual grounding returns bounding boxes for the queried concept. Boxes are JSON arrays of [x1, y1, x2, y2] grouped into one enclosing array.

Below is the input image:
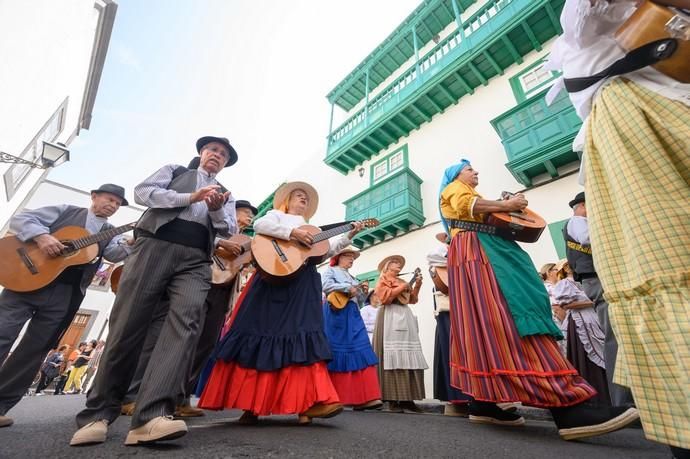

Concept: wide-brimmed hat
[[273, 181, 319, 219], [554, 258, 569, 273], [539, 263, 556, 278], [196, 136, 238, 167], [569, 191, 585, 208], [335, 245, 360, 259], [91, 183, 128, 206], [435, 232, 450, 244], [235, 200, 258, 215], [330, 245, 360, 266], [377, 254, 405, 272]]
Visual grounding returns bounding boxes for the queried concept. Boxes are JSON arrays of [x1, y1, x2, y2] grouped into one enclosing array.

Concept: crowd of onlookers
[[31, 340, 105, 396]]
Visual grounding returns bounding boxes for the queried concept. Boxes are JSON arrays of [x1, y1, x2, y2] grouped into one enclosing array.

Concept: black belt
[[138, 219, 210, 252], [577, 272, 598, 280], [447, 219, 515, 240]]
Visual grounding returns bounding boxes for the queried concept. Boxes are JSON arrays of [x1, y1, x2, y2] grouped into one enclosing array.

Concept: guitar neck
[[312, 223, 353, 243], [71, 223, 136, 250]]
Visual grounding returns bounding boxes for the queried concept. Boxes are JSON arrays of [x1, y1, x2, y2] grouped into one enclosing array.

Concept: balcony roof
[[326, 0, 476, 111]]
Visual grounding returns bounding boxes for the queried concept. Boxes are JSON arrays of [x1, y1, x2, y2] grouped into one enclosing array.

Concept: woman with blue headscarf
[[438, 160, 639, 440]]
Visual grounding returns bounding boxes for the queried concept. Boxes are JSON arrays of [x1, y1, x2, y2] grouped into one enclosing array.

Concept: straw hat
[[554, 258, 569, 273], [334, 245, 360, 259], [377, 255, 405, 272], [539, 262, 556, 279], [435, 232, 450, 244], [273, 181, 319, 219]]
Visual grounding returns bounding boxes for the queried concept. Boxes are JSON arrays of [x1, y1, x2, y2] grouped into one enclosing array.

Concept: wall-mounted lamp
[[0, 141, 70, 169], [358, 167, 365, 178]]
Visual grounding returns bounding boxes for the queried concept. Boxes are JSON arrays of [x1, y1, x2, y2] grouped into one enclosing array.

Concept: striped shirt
[[134, 164, 237, 238]]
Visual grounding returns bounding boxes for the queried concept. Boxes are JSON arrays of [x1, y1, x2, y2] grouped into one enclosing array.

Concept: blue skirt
[[211, 264, 332, 372], [322, 300, 378, 372]]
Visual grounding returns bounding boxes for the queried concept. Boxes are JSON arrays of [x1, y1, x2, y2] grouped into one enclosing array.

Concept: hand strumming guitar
[[34, 233, 66, 258], [290, 227, 314, 247], [502, 193, 528, 212], [348, 286, 359, 298], [218, 238, 243, 257]]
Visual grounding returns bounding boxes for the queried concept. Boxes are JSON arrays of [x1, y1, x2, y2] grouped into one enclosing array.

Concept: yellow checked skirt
[[584, 78, 690, 449]]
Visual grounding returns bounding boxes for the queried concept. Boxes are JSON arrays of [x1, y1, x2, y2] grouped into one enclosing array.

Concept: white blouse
[[252, 209, 351, 257], [545, 0, 690, 154]]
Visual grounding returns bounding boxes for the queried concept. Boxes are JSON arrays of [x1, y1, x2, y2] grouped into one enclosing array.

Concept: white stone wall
[[0, 1, 108, 230]]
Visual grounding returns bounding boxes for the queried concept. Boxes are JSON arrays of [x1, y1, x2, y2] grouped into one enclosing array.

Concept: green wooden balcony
[[490, 87, 582, 187], [325, 0, 565, 174], [344, 168, 425, 248], [328, 0, 478, 111]]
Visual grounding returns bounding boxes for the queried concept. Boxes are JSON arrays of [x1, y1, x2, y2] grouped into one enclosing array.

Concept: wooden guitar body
[[110, 265, 123, 294], [486, 208, 546, 243], [252, 225, 329, 281], [615, 1, 690, 83], [212, 234, 252, 286], [326, 291, 351, 310], [0, 226, 98, 292]]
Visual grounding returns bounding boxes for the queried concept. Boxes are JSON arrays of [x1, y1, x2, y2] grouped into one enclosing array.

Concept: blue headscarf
[[438, 159, 471, 236]]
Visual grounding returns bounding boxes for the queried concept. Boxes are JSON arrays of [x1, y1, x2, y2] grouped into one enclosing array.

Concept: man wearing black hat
[[0, 184, 132, 428], [563, 191, 633, 407], [72, 136, 239, 447], [119, 198, 257, 418]]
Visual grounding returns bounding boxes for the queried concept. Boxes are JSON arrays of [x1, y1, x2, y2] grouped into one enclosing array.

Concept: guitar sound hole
[[60, 240, 77, 255]]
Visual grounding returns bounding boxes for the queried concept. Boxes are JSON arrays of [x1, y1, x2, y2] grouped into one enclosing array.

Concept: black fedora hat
[[196, 136, 238, 167], [569, 191, 585, 209], [91, 183, 128, 206], [235, 200, 258, 215]]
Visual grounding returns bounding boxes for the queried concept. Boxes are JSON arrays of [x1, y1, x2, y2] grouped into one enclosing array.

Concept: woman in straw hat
[[439, 160, 638, 438], [373, 255, 428, 413], [198, 182, 363, 425], [321, 247, 382, 411]]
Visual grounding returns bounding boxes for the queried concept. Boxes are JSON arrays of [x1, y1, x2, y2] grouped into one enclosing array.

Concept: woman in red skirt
[[198, 181, 363, 425], [439, 160, 638, 440]]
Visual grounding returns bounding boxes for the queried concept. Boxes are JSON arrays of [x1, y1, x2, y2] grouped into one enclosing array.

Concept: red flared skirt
[[329, 365, 381, 405], [198, 360, 340, 416]]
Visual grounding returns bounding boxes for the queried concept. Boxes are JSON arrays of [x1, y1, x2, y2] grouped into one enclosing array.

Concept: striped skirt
[[584, 79, 690, 448], [447, 231, 596, 408]]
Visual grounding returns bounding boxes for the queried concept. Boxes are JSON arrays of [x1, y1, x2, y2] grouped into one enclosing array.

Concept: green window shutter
[[509, 56, 560, 103], [548, 218, 569, 259]]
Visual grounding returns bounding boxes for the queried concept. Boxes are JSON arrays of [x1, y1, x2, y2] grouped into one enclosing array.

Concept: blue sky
[[50, 0, 420, 207]]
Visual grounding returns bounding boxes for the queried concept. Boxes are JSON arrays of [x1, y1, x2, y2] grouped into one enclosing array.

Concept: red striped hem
[[450, 362, 578, 378]]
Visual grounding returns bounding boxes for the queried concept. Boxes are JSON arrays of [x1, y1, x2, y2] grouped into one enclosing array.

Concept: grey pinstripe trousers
[[75, 237, 211, 428]]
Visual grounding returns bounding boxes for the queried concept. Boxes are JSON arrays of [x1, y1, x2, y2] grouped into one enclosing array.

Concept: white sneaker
[[70, 420, 108, 446], [124, 416, 187, 446]]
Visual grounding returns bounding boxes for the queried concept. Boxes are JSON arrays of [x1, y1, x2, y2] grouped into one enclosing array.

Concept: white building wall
[[0, 0, 114, 232], [284, 40, 584, 394], [5, 180, 143, 349]]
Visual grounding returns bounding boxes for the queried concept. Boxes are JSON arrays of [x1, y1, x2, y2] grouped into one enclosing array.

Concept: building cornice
[[79, 0, 118, 131]]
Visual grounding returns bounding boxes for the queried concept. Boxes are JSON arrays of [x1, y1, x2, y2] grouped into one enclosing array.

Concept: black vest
[[562, 219, 596, 281], [49, 206, 114, 294], [135, 166, 227, 255]]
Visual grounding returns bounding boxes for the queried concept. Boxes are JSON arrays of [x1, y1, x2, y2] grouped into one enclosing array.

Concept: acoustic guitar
[[327, 281, 364, 310], [397, 267, 422, 305], [0, 223, 136, 292], [429, 266, 449, 295], [211, 234, 252, 286], [485, 191, 546, 243], [615, 1, 690, 83], [110, 265, 123, 294], [252, 219, 379, 281]]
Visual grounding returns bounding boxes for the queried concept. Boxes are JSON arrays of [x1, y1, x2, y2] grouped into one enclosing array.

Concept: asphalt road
[[0, 395, 670, 459]]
